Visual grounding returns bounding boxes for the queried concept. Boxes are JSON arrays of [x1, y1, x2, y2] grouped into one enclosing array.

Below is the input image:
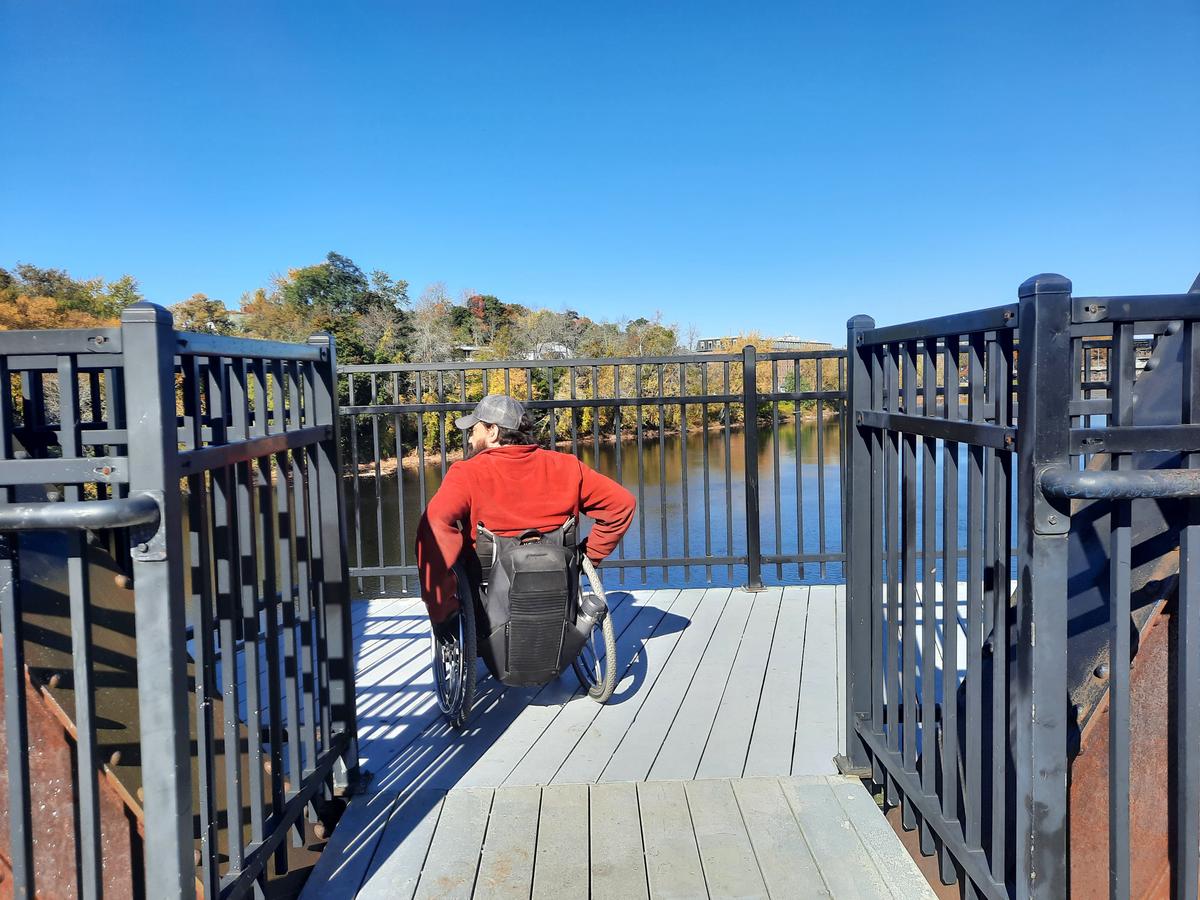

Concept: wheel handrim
[[576, 600, 602, 687], [432, 614, 465, 714]]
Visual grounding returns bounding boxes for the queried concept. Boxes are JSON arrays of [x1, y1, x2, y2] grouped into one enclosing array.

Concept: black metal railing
[[337, 347, 847, 592], [0, 305, 360, 898], [844, 275, 1200, 898]]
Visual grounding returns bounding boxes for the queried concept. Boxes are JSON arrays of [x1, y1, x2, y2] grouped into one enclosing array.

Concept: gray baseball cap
[[455, 394, 526, 431]]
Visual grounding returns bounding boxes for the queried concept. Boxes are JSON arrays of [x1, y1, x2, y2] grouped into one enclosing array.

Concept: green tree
[[170, 293, 236, 334]]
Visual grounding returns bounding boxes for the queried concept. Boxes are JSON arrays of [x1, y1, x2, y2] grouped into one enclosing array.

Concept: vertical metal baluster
[[274, 362, 303, 843], [592, 366, 601, 470], [208, 356, 245, 871], [1179, 321, 1200, 900], [303, 362, 332, 750], [614, 366, 625, 584], [1108, 323, 1133, 899], [901, 339, 918, 829], [816, 355, 828, 578], [392, 372, 408, 595], [371, 374, 385, 594], [636, 365, 647, 583], [253, 359, 287, 875], [229, 358, 267, 877], [679, 362, 690, 583], [724, 360, 734, 581], [570, 367, 579, 456], [306, 334, 360, 794], [348, 375, 363, 594], [288, 362, 318, 783], [54, 355, 103, 900], [772, 359, 783, 579], [796, 357, 808, 580], [885, 344, 901, 808], [437, 371, 447, 477], [919, 338, 938, 854], [965, 332, 985, 861], [415, 372, 428, 508], [795, 359, 804, 580], [989, 327, 1013, 884], [547, 365, 557, 450], [940, 335, 961, 886], [658, 364, 667, 580], [869, 345, 885, 785], [701, 363, 713, 582], [184, 358, 220, 895], [743, 346, 763, 590]]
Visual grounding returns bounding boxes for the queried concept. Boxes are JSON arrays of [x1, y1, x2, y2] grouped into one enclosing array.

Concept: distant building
[[694, 335, 836, 353]]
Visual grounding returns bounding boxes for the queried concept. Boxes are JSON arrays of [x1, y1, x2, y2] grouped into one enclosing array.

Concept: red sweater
[[415, 444, 636, 623]]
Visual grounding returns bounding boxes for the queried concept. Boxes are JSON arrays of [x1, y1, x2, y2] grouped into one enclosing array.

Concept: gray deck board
[[474, 785, 540, 899], [300, 588, 942, 899], [412, 787, 492, 900], [731, 777, 830, 899], [530, 783, 589, 899], [781, 777, 895, 900], [357, 790, 444, 900], [599, 587, 732, 782], [744, 586, 810, 777], [685, 778, 769, 899], [647, 589, 754, 780], [589, 781, 650, 900], [550, 587, 707, 785], [792, 585, 840, 774], [696, 586, 783, 778], [637, 780, 709, 900]]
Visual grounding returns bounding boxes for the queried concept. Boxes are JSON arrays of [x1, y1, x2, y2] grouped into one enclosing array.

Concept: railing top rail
[[1073, 292, 1200, 325], [0, 328, 121, 356], [339, 352, 745, 373], [175, 330, 326, 362], [857, 303, 1018, 347]]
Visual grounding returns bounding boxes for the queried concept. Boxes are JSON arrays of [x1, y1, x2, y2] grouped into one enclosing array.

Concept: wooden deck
[[301, 585, 938, 898]]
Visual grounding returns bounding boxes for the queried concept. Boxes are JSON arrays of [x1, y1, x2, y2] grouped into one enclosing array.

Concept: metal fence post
[[307, 333, 364, 792], [742, 345, 765, 591], [1014, 274, 1073, 898], [120, 303, 195, 898], [842, 315, 876, 773]]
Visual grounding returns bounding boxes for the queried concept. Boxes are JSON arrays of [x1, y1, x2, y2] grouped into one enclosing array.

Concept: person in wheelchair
[[416, 394, 636, 726]]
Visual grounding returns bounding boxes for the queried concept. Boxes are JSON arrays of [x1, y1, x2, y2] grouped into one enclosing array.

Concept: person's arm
[[577, 462, 636, 563], [415, 463, 472, 624]]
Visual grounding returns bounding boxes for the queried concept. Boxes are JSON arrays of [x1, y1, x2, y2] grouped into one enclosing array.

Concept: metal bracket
[[1034, 466, 1070, 535], [129, 490, 167, 562]]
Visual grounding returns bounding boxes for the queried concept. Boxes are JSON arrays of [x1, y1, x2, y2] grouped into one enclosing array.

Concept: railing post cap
[[847, 314, 875, 331], [120, 301, 172, 325], [1018, 273, 1072, 298], [307, 332, 334, 346]]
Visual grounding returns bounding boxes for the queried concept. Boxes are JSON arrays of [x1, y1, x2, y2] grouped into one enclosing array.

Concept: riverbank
[[347, 409, 838, 477]]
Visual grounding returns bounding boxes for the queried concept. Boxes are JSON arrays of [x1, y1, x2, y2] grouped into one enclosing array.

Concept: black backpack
[[471, 518, 591, 687]]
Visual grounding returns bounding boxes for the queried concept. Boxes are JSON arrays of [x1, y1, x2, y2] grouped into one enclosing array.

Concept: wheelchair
[[432, 521, 618, 729]]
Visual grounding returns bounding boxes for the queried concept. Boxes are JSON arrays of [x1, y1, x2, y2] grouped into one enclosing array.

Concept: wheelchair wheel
[[432, 563, 478, 730], [572, 555, 618, 703]]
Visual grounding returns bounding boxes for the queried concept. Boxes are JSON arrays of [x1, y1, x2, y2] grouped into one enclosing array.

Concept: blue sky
[[2, 2, 1197, 345]]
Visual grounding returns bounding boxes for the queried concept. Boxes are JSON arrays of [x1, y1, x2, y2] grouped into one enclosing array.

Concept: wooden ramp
[[302, 585, 937, 898]]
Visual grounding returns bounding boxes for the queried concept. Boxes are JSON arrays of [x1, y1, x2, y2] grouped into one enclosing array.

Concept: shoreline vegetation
[[347, 408, 839, 477]]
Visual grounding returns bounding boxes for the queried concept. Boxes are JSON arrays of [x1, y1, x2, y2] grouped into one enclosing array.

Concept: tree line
[[0, 252, 683, 366]]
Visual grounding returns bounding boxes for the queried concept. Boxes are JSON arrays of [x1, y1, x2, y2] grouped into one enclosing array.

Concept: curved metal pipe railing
[[1040, 465, 1200, 500], [0, 495, 160, 532]]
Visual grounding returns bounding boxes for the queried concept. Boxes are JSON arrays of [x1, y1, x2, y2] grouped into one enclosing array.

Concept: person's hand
[[432, 611, 460, 645]]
